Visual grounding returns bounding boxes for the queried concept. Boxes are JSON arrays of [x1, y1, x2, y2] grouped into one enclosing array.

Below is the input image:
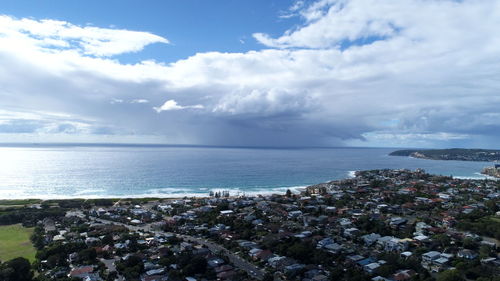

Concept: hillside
[[389, 148, 500, 162]]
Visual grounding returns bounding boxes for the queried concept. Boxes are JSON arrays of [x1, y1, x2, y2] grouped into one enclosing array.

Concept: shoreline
[[0, 185, 308, 201], [1, 170, 497, 201]]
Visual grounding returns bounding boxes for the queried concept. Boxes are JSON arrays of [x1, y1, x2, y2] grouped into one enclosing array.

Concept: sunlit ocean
[[0, 145, 493, 199]]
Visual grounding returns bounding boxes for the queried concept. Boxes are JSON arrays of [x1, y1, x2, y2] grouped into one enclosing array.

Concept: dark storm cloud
[[0, 0, 500, 147]]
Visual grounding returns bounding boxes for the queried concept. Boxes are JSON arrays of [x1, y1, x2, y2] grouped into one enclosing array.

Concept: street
[[91, 217, 265, 280]]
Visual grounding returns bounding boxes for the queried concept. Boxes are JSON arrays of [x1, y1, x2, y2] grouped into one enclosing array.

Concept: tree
[[433, 234, 451, 248], [479, 245, 492, 259], [286, 241, 313, 262], [78, 248, 97, 264], [0, 257, 33, 281], [182, 256, 207, 275], [437, 269, 464, 281], [286, 189, 292, 197], [116, 255, 144, 280], [93, 199, 114, 207], [484, 199, 498, 213], [101, 234, 113, 245], [168, 270, 183, 281], [105, 271, 118, 281], [376, 264, 397, 277], [30, 226, 45, 250], [462, 237, 478, 250], [262, 272, 274, 281]]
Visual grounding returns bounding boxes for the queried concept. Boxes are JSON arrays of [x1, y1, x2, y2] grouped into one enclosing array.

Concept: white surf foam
[[454, 173, 498, 180], [2, 184, 311, 200]]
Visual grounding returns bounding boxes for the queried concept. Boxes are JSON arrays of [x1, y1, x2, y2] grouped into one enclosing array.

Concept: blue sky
[[1, 0, 296, 63], [0, 0, 500, 148]]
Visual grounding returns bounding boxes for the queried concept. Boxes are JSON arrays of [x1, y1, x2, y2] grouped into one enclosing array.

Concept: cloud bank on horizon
[[1, 0, 500, 147]]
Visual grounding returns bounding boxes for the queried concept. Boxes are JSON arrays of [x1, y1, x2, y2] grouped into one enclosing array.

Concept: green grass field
[[0, 224, 36, 262]]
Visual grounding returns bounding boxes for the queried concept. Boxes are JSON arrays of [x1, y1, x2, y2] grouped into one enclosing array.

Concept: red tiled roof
[[69, 266, 93, 276], [256, 249, 273, 260]]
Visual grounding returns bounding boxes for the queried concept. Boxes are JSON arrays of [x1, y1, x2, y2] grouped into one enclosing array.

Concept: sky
[[0, 0, 499, 148]]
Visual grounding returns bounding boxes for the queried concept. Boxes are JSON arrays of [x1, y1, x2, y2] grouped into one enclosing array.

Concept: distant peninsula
[[389, 148, 500, 162]]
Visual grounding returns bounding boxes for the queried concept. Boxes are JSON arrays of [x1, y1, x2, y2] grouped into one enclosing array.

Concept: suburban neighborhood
[[1, 169, 499, 281]]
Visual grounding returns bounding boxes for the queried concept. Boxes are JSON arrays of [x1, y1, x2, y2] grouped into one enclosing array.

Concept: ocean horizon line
[[0, 142, 415, 150]]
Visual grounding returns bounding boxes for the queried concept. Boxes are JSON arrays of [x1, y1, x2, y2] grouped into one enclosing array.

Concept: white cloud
[[110, 99, 124, 104], [131, 99, 149, 104], [0, 109, 102, 135], [153, 100, 204, 113], [213, 88, 315, 116], [279, 0, 305, 19], [0, 15, 169, 57], [1, 1, 500, 146], [254, 0, 500, 50]]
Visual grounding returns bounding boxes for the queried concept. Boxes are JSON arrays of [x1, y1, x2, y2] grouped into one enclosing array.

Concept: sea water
[[0, 145, 493, 199]]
